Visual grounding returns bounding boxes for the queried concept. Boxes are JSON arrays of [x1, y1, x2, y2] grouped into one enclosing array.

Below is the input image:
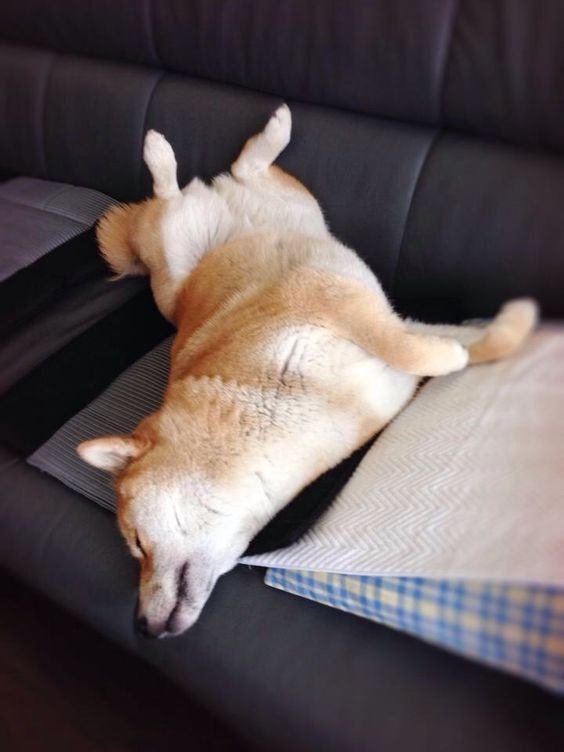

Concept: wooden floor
[[0, 575, 250, 752]]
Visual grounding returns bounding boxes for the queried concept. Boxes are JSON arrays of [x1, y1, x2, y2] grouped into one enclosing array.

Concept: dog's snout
[[135, 614, 150, 637], [133, 561, 212, 638], [135, 614, 162, 639]]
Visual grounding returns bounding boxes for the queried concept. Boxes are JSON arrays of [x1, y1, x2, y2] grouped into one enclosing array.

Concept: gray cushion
[[0, 177, 115, 281], [0, 177, 145, 392], [29, 338, 172, 510]]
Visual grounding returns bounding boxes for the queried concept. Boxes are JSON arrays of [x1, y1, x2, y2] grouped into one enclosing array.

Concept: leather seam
[[39, 52, 57, 178], [438, 0, 461, 123], [146, 0, 162, 67], [137, 72, 165, 191], [391, 131, 441, 300]]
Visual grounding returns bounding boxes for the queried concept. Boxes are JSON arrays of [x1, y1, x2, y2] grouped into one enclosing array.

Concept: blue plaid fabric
[[265, 569, 564, 694]]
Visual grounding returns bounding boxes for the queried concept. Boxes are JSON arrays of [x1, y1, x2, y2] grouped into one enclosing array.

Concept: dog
[[77, 105, 537, 637]]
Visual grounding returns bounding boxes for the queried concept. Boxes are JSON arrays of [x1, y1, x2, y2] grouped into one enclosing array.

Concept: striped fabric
[[0, 177, 117, 225], [29, 337, 172, 510], [0, 177, 115, 281], [266, 569, 564, 694]]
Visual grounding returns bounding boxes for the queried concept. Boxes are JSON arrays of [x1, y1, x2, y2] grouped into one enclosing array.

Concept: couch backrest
[[1, 0, 563, 318]]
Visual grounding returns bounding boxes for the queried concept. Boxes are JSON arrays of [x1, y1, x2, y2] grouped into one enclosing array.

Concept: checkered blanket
[[265, 569, 564, 694]]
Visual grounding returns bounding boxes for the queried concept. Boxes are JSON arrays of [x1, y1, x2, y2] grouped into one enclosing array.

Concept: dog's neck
[[153, 373, 322, 522], [164, 373, 300, 440]]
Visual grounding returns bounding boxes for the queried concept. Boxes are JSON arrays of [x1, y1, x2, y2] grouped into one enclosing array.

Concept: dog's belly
[[258, 331, 419, 490], [249, 356, 418, 513], [341, 355, 419, 422], [272, 326, 419, 429]]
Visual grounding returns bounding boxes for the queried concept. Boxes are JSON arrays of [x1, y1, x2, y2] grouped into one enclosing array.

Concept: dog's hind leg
[[228, 104, 324, 235], [404, 299, 538, 365], [352, 315, 471, 377], [231, 104, 292, 180], [279, 269, 470, 377], [143, 130, 181, 199]]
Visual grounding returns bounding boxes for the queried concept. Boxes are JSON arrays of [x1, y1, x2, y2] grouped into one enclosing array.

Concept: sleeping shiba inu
[[78, 105, 537, 637]]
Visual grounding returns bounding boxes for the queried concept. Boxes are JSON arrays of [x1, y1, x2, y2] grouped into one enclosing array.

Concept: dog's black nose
[[135, 615, 156, 639]]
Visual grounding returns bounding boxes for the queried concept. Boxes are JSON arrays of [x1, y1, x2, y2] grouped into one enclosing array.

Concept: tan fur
[[96, 203, 145, 277], [172, 257, 468, 384], [78, 106, 539, 637], [268, 164, 313, 195], [468, 299, 538, 364], [97, 199, 165, 279]]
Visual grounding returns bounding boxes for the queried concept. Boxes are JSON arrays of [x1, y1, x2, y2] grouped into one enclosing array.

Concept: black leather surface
[[3, 1, 564, 153], [444, 1, 564, 153], [1, 42, 562, 315], [0, 275, 145, 395], [396, 134, 564, 318], [0, 0, 160, 66], [0, 290, 172, 451], [1, 0, 456, 124], [1, 447, 563, 752], [0, 228, 104, 340], [0, 44, 53, 177], [44, 56, 161, 200], [152, 0, 456, 126]]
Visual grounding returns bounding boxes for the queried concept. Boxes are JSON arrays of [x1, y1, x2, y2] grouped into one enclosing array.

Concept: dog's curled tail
[[467, 298, 539, 364], [96, 203, 148, 280]]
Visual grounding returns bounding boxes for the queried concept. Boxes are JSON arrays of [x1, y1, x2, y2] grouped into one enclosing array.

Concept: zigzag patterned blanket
[[243, 329, 564, 587]]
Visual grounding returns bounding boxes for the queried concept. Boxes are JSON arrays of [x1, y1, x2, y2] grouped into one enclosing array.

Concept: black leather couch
[[1, 3, 563, 749]]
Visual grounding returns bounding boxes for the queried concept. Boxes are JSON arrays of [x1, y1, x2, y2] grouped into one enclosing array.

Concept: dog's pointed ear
[[77, 435, 147, 473]]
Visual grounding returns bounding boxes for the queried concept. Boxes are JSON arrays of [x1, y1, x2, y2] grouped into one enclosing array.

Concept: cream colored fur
[[79, 105, 538, 637]]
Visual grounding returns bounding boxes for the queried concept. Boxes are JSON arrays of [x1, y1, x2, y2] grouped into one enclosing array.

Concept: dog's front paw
[[143, 130, 177, 171], [143, 130, 179, 198], [263, 104, 292, 150]]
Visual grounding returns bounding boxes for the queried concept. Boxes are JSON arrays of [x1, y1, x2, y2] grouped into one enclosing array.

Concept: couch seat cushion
[[0, 177, 149, 392]]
